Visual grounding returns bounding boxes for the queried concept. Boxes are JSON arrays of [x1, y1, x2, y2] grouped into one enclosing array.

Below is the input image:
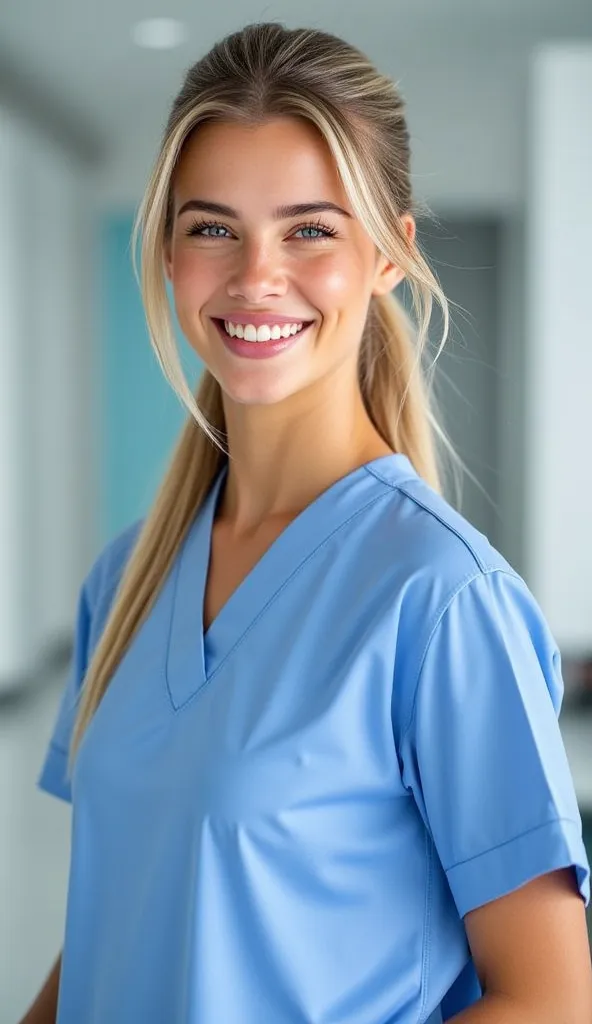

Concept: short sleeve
[[37, 578, 93, 803], [398, 568, 591, 919]]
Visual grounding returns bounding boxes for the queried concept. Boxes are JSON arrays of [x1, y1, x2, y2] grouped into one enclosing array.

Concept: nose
[[226, 239, 288, 303]]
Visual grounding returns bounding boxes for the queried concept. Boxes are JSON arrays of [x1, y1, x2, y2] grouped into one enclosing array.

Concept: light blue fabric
[[38, 453, 590, 1024]]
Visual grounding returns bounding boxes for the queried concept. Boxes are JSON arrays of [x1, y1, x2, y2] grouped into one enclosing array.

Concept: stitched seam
[[365, 466, 515, 576], [418, 829, 434, 1024], [398, 570, 481, 743], [172, 490, 393, 711], [165, 539, 189, 708], [363, 465, 418, 490], [395, 482, 488, 571], [398, 567, 520, 747], [444, 816, 582, 873]]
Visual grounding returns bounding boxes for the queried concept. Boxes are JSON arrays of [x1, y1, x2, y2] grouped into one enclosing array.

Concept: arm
[[397, 571, 591, 1020], [448, 869, 592, 1023], [19, 954, 61, 1024]]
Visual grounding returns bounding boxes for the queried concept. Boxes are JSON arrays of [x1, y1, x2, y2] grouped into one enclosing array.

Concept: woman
[[24, 22, 591, 1024]]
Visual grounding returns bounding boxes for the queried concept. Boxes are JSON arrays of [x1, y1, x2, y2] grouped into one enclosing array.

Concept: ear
[[371, 213, 416, 296]]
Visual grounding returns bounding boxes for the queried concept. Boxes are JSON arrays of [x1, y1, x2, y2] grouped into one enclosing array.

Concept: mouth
[[211, 317, 315, 343], [210, 317, 315, 359]]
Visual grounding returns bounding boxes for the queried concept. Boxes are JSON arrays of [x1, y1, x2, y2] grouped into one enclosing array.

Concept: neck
[[217, 377, 394, 533]]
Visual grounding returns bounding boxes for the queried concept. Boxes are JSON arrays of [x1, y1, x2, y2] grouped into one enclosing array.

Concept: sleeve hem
[[446, 817, 590, 918], [37, 743, 72, 804]]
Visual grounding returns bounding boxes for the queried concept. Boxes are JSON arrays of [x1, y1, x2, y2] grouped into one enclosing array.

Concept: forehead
[[171, 117, 350, 213]]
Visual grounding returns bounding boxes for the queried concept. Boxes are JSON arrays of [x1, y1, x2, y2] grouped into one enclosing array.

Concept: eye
[[184, 219, 233, 239], [182, 217, 338, 242], [292, 220, 338, 241]]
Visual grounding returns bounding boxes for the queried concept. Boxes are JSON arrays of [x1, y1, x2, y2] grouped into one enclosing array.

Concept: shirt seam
[[399, 567, 521, 748], [418, 828, 435, 1024], [365, 465, 507, 575], [363, 465, 418, 492], [443, 816, 582, 873]]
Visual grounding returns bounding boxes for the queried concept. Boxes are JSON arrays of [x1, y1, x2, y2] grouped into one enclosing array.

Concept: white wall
[[97, 46, 528, 215], [497, 215, 527, 577], [525, 44, 592, 652], [399, 46, 527, 214], [0, 111, 32, 680], [0, 108, 99, 687]]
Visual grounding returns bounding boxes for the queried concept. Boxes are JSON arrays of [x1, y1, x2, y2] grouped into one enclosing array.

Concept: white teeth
[[223, 320, 305, 343]]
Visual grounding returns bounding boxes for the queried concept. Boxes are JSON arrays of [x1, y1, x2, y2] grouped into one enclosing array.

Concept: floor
[[2, 669, 591, 1023]]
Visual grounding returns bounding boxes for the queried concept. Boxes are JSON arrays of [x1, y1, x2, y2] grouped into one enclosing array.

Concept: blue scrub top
[[39, 453, 590, 1024]]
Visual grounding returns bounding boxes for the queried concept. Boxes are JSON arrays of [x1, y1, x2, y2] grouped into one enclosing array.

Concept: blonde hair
[[70, 21, 452, 759]]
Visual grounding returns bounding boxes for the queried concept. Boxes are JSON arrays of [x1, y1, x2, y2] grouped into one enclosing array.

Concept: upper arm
[[398, 568, 590, 917], [464, 867, 592, 1018], [37, 579, 94, 802], [37, 520, 143, 803]]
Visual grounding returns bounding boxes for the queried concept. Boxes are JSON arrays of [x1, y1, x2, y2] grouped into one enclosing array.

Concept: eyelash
[[184, 217, 338, 242]]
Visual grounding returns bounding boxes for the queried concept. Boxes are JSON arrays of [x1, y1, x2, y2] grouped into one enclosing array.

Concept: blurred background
[[1, 1, 592, 1019]]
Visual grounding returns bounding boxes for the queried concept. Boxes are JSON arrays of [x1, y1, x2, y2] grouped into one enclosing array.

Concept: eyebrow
[[176, 199, 352, 220]]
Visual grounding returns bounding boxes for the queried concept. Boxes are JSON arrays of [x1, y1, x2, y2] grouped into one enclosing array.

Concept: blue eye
[[185, 220, 232, 238], [293, 221, 338, 241], [183, 218, 338, 241]]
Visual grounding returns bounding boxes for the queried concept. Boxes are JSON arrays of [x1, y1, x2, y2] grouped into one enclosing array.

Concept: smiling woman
[[26, 19, 591, 1024], [162, 116, 417, 401]]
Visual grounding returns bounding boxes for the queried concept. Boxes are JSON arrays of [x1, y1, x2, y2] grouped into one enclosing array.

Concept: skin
[[458, 868, 592, 1022], [164, 116, 413, 533]]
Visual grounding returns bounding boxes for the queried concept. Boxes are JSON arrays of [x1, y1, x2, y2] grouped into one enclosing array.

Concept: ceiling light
[[132, 18, 187, 50]]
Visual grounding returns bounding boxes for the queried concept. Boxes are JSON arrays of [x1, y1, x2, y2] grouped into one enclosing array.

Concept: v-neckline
[[165, 452, 414, 709]]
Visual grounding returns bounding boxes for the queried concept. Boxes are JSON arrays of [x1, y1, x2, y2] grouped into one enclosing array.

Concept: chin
[[218, 374, 301, 408]]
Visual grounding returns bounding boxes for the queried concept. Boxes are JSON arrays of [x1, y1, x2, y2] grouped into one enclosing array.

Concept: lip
[[212, 317, 312, 360], [213, 312, 314, 327]]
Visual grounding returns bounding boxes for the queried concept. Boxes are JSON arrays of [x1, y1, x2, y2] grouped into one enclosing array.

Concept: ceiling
[[1, 0, 591, 203]]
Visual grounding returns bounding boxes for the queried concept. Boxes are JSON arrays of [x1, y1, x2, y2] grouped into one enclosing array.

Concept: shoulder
[[365, 462, 558, 714], [367, 460, 515, 595]]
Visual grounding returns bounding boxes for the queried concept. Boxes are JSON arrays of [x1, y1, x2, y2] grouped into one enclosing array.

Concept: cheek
[[301, 251, 370, 311], [170, 250, 217, 311]]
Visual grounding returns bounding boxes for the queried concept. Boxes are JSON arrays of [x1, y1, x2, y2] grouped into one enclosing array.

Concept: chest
[[76, 505, 416, 841], [81, 579, 405, 825], [82, 473, 418, 783], [203, 517, 293, 634]]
